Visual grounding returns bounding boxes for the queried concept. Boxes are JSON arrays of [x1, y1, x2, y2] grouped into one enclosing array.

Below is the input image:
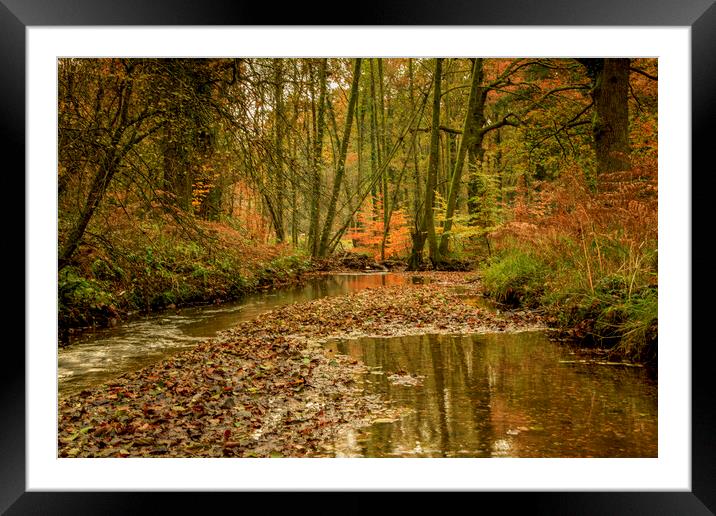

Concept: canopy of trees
[[59, 57, 657, 270]]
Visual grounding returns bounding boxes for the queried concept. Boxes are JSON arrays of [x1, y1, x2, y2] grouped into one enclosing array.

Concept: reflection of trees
[[335, 331, 657, 458], [339, 334, 496, 456], [315, 278, 329, 299], [459, 336, 495, 457], [428, 334, 450, 455]]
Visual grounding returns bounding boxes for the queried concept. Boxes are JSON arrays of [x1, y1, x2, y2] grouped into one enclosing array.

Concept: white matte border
[[27, 26, 690, 491]]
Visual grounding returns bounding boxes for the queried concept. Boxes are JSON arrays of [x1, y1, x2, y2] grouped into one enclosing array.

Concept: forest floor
[[58, 271, 545, 458]]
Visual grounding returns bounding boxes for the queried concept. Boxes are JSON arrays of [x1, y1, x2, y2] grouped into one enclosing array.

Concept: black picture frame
[[7, 0, 713, 513]]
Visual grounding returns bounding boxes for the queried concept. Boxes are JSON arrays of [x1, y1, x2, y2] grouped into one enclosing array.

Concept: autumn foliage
[[497, 157, 657, 257], [57, 57, 659, 359], [345, 196, 412, 261]]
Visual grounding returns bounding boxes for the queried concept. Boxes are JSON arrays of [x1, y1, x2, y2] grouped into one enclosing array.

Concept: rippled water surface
[[324, 332, 657, 458]]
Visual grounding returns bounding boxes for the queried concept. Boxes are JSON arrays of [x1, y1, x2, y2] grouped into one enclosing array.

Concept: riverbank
[[475, 162, 658, 365], [58, 218, 315, 343], [478, 247, 657, 365], [58, 272, 545, 458]]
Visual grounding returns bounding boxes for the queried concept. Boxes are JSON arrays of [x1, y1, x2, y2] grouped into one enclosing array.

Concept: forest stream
[[59, 273, 409, 395], [322, 332, 656, 458], [58, 272, 657, 458]]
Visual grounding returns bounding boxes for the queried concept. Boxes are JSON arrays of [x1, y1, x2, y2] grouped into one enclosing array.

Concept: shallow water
[[324, 332, 657, 458], [58, 273, 409, 395]]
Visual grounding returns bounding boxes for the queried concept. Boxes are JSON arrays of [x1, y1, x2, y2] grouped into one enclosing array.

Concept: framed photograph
[[10, 0, 712, 512]]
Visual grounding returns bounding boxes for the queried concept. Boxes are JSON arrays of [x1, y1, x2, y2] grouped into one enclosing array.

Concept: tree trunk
[[317, 58, 362, 257], [273, 59, 286, 242], [465, 60, 490, 223], [369, 60, 380, 216], [290, 129, 299, 246], [439, 59, 482, 257], [579, 58, 631, 174], [58, 158, 118, 270], [371, 59, 390, 261], [162, 125, 191, 211], [409, 59, 422, 247], [409, 58, 442, 268], [308, 59, 327, 257]]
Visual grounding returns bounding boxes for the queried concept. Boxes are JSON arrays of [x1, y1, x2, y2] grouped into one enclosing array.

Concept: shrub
[[59, 267, 116, 327]]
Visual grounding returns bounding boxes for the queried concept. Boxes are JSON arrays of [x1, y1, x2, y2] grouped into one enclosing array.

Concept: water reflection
[[58, 273, 408, 395], [326, 332, 657, 458]]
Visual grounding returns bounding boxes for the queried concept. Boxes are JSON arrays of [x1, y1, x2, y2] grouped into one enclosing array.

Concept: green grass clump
[[481, 250, 547, 307], [612, 287, 657, 361], [588, 284, 657, 360]]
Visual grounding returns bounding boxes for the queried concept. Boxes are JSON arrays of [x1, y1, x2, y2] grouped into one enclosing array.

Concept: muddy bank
[[58, 272, 544, 458]]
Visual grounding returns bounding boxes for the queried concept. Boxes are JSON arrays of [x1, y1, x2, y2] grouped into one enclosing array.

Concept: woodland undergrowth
[[58, 205, 310, 338], [482, 157, 658, 362]]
